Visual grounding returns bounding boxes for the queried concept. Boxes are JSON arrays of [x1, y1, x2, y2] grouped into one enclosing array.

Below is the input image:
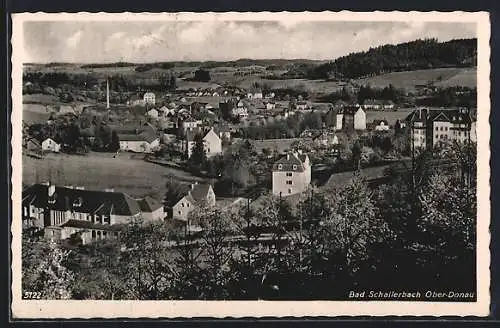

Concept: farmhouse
[[170, 183, 216, 221], [22, 183, 165, 244], [138, 196, 165, 222], [42, 138, 61, 153], [119, 134, 160, 153], [185, 127, 222, 158], [272, 151, 311, 197], [143, 92, 156, 105]]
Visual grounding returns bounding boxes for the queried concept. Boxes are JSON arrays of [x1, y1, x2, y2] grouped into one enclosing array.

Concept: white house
[[171, 183, 216, 222], [119, 134, 160, 153], [272, 151, 311, 196], [42, 138, 61, 153], [265, 102, 276, 110], [143, 92, 156, 105], [186, 127, 222, 158]]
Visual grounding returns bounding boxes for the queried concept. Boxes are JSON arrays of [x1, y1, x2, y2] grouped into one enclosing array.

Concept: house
[[138, 196, 165, 222], [373, 119, 390, 131], [22, 183, 161, 244], [383, 100, 395, 110], [119, 133, 160, 153], [265, 92, 275, 99], [272, 151, 311, 196], [296, 101, 309, 111], [323, 108, 344, 130], [171, 183, 216, 221], [180, 118, 203, 134], [143, 92, 156, 105], [232, 106, 249, 119], [265, 101, 276, 110], [405, 107, 476, 149], [246, 89, 263, 99], [185, 127, 222, 158], [362, 99, 383, 110], [25, 138, 42, 153], [313, 131, 339, 147], [146, 108, 159, 120], [341, 106, 366, 130], [42, 138, 61, 153]]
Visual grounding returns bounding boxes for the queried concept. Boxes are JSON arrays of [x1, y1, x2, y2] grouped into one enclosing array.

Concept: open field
[[355, 68, 477, 91], [22, 152, 207, 201]]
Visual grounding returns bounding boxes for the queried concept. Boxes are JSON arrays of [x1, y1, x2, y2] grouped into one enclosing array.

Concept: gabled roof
[[373, 119, 389, 125], [190, 184, 212, 202], [138, 196, 163, 212], [22, 184, 141, 216], [273, 152, 308, 172]]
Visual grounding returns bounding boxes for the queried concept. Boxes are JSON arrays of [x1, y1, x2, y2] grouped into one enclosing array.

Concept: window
[[286, 180, 293, 185], [292, 165, 298, 170], [178, 211, 181, 215], [24, 207, 27, 217], [286, 172, 293, 177], [73, 197, 82, 208], [288, 188, 292, 194], [182, 203, 185, 207], [440, 126, 443, 131], [278, 164, 283, 170], [103, 231, 107, 237], [435, 127, 439, 131], [92, 230, 96, 239], [445, 127, 448, 131]]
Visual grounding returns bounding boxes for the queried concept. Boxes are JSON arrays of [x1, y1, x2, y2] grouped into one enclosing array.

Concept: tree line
[[308, 38, 477, 80]]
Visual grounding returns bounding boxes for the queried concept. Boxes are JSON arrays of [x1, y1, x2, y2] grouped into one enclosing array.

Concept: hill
[[309, 38, 477, 80], [354, 67, 477, 91]]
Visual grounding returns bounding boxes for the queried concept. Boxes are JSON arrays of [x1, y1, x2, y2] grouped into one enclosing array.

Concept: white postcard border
[[10, 11, 491, 318]]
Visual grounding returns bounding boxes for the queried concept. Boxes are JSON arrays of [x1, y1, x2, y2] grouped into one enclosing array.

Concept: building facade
[[143, 92, 156, 105], [41, 138, 61, 153], [405, 107, 477, 149], [22, 183, 165, 244], [171, 183, 216, 221], [272, 151, 311, 196]]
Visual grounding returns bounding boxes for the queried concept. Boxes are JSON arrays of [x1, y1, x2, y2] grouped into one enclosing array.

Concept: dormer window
[[293, 165, 298, 170], [48, 197, 56, 205], [278, 164, 283, 170], [73, 197, 83, 208]]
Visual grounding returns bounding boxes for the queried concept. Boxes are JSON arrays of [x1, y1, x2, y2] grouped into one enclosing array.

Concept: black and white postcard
[[10, 11, 491, 318]]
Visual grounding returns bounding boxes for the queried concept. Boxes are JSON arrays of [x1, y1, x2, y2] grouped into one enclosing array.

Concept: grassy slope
[[354, 67, 477, 91], [22, 152, 207, 200]]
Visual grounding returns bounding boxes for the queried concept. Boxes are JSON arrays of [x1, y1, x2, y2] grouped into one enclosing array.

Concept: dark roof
[[186, 128, 204, 142], [273, 152, 307, 172], [405, 108, 474, 125], [61, 219, 125, 232], [138, 196, 163, 212], [373, 119, 389, 125], [26, 138, 41, 147], [190, 184, 212, 202], [340, 106, 363, 115], [118, 134, 149, 142], [22, 184, 141, 216]]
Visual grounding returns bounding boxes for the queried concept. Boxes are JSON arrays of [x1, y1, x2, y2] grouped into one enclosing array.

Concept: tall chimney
[[48, 184, 56, 197], [106, 79, 110, 109]]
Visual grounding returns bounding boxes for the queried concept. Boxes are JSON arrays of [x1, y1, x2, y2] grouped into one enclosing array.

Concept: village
[[21, 76, 477, 245]]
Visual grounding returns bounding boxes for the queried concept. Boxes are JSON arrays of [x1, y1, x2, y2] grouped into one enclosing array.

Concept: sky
[[22, 20, 477, 63]]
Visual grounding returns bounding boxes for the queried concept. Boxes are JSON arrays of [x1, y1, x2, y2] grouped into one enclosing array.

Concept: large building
[[22, 183, 165, 244], [272, 151, 311, 196], [405, 107, 477, 149], [143, 92, 156, 105], [342, 106, 366, 130]]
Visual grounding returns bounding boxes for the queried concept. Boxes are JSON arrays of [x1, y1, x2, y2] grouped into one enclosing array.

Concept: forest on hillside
[[308, 38, 477, 80]]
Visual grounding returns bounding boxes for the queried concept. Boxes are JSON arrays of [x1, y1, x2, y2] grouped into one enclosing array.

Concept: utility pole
[[106, 78, 110, 109]]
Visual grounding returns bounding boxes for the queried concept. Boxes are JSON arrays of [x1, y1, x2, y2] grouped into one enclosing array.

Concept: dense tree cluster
[[309, 38, 477, 80], [192, 69, 211, 82]]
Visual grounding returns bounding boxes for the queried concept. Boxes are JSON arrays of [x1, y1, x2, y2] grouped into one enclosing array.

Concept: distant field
[[22, 152, 207, 201], [355, 68, 477, 91], [233, 77, 344, 94]]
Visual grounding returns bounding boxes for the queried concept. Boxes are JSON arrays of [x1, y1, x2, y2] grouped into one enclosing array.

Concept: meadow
[[22, 152, 207, 201], [354, 67, 477, 91]]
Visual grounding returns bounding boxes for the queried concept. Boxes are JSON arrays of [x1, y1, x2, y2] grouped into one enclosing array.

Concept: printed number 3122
[[23, 291, 42, 299]]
